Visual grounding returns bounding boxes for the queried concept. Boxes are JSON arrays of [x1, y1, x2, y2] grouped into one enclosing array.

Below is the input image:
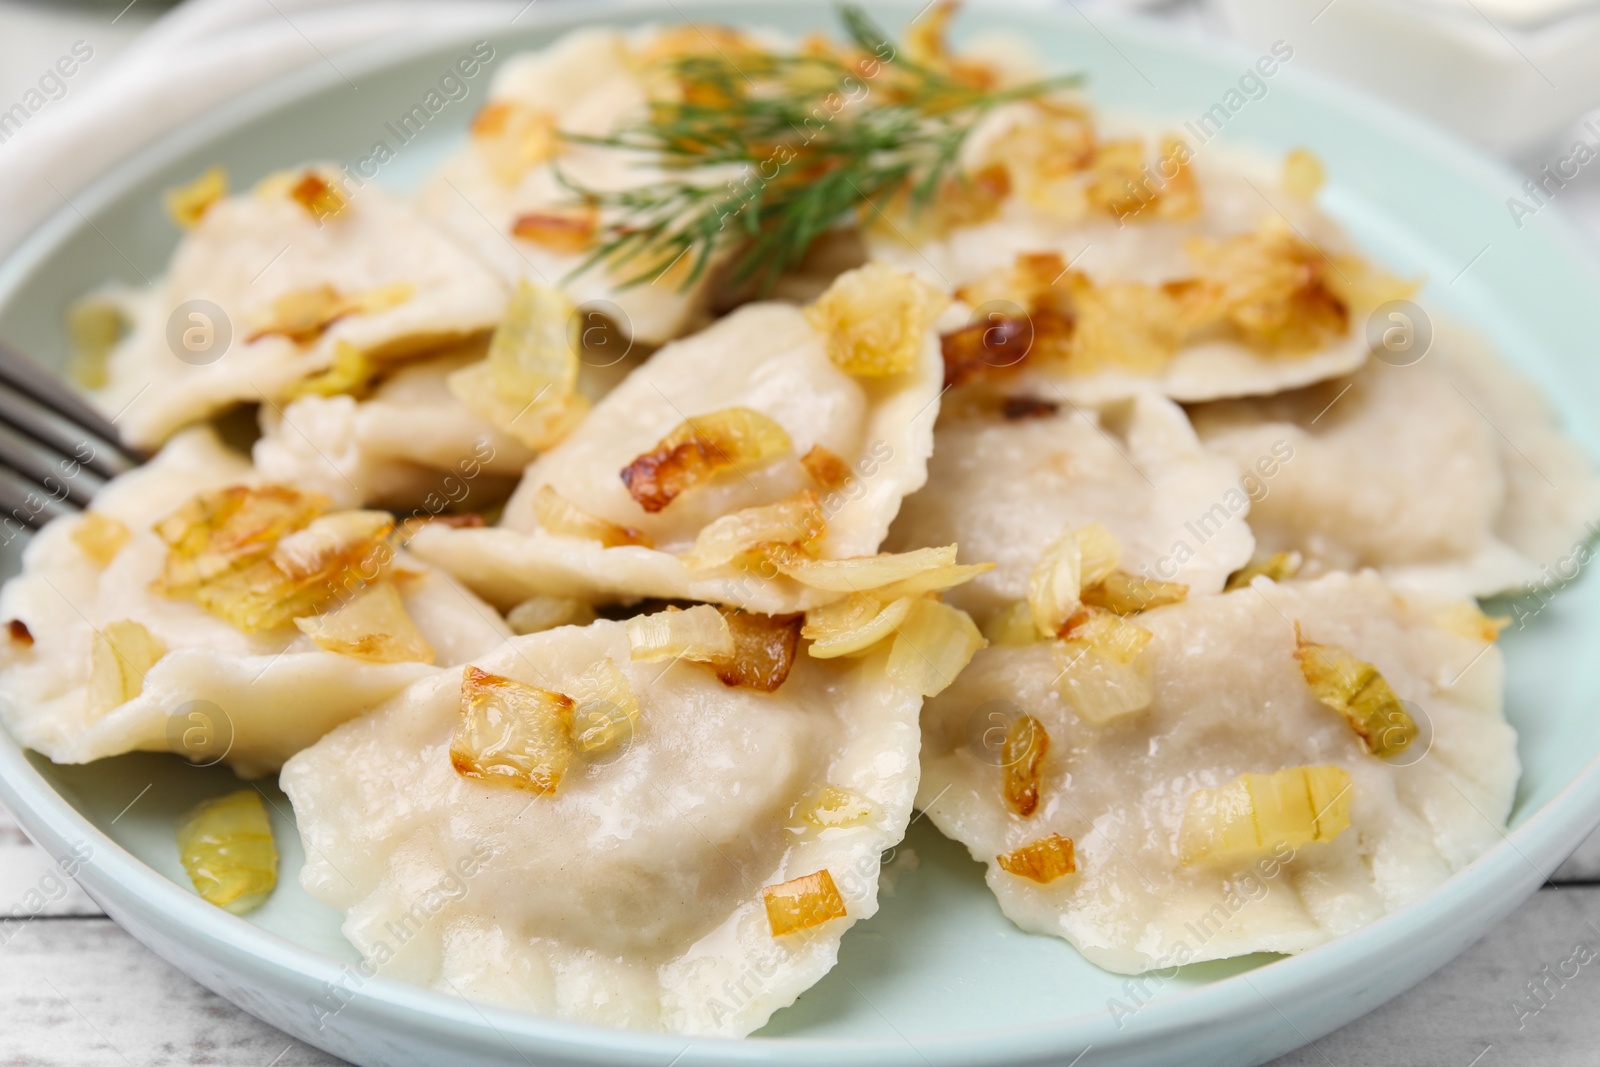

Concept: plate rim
[[2, 2, 1599, 1064]]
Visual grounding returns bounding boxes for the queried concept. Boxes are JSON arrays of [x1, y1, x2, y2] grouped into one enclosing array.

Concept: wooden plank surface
[[3, 799, 1600, 1066]]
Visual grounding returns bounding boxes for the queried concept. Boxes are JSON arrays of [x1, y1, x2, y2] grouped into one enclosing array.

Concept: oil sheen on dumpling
[[870, 103, 1388, 403], [0, 428, 511, 777], [917, 571, 1516, 974], [280, 616, 921, 1036], [95, 167, 506, 448], [409, 273, 946, 613], [1190, 322, 1600, 598], [417, 27, 750, 347], [885, 391, 1255, 623]]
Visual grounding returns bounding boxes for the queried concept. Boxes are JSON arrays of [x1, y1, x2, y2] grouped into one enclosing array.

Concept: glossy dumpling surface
[[917, 571, 1516, 973], [280, 616, 922, 1036], [0, 428, 510, 777]]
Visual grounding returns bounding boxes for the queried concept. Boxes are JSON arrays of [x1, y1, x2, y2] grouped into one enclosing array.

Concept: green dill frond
[[559, 3, 1082, 293]]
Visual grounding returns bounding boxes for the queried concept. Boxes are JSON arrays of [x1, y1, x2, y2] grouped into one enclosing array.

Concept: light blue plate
[[2, 2, 1598, 1065]]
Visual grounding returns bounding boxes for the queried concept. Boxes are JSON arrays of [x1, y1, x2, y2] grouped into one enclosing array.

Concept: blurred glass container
[[1214, 0, 1600, 156]]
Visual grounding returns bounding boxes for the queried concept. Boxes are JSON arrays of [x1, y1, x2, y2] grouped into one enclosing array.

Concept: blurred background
[[7, 0, 1600, 253]]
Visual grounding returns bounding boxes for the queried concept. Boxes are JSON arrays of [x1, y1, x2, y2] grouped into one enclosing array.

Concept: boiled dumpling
[[869, 101, 1402, 403], [280, 611, 922, 1035], [417, 27, 751, 347], [94, 166, 506, 448], [885, 390, 1255, 624], [409, 265, 950, 613], [0, 428, 511, 777], [252, 345, 535, 510], [916, 570, 1516, 973], [1189, 322, 1600, 598]]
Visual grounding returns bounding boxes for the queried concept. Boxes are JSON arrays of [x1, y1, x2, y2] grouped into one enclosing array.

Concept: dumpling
[[916, 570, 1516, 974], [1189, 322, 1600, 598], [885, 390, 1255, 624], [409, 265, 950, 613], [417, 27, 750, 347], [868, 101, 1403, 402], [280, 611, 922, 1035], [252, 346, 535, 510], [0, 428, 511, 777], [94, 166, 506, 448]]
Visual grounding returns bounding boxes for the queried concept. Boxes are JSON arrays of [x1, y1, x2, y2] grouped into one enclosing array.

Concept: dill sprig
[[557, 4, 1081, 292]]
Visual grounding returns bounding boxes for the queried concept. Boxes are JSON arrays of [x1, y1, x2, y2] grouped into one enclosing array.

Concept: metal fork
[[0, 338, 143, 533]]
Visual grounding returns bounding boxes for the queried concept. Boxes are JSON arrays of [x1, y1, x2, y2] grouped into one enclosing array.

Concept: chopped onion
[[531, 484, 650, 548], [1055, 607, 1155, 723], [293, 581, 434, 664], [682, 492, 824, 572], [71, 512, 130, 566], [186, 510, 396, 634], [155, 484, 330, 597], [87, 619, 166, 717], [1081, 569, 1189, 615], [506, 596, 597, 635], [886, 598, 986, 697], [289, 171, 347, 221], [800, 444, 852, 491], [762, 869, 848, 936], [802, 594, 916, 659], [511, 207, 599, 253], [996, 833, 1076, 884], [1294, 625, 1418, 759], [163, 166, 227, 228], [1179, 765, 1352, 866], [1027, 529, 1081, 638], [470, 100, 558, 186], [449, 280, 588, 450], [804, 262, 948, 378], [982, 601, 1041, 646], [620, 407, 792, 513], [563, 657, 640, 757], [1224, 551, 1303, 592], [175, 790, 278, 915], [288, 340, 379, 400], [1282, 147, 1325, 202], [626, 604, 734, 663], [765, 543, 960, 593], [66, 296, 128, 389], [1002, 714, 1049, 817], [716, 610, 802, 691], [451, 665, 574, 795], [1430, 601, 1508, 644]]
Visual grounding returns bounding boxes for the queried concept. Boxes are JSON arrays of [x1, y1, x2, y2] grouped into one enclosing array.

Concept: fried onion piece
[[505, 596, 597, 635], [1179, 765, 1353, 866], [996, 833, 1076, 883], [804, 262, 948, 378], [682, 492, 823, 572], [1293, 625, 1418, 759], [87, 619, 167, 717], [1001, 714, 1049, 817], [800, 444, 853, 492], [1224, 551, 1303, 591], [452, 665, 574, 794], [72, 512, 131, 566], [512, 205, 599, 253], [155, 484, 330, 596], [715, 609, 802, 691], [563, 657, 640, 758], [471, 101, 560, 186], [625, 604, 735, 663], [762, 869, 848, 936], [289, 172, 347, 222], [1080, 570, 1189, 615], [164, 166, 228, 228], [886, 597, 985, 697], [293, 581, 434, 664], [620, 407, 792, 513], [532, 484, 651, 548], [182, 511, 396, 633], [176, 790, 278, 915], [1055, 606, 1155, 723]]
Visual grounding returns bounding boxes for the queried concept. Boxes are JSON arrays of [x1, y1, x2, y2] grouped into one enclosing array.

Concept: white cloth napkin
[[0, 0, 528, 259]]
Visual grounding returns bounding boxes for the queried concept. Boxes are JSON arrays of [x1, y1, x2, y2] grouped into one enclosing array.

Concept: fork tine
[[0, 467, 73, 531], [0, 339, 142, 468], [0, 383, 135, 481], [0, 421, 98, 510]]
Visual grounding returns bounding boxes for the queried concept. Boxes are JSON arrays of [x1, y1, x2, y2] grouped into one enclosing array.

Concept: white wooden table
[[3, 796, 1599, 1066]]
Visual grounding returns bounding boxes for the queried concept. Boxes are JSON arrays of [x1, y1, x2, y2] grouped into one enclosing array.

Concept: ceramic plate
[[1, 2, 1599, 1065]]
